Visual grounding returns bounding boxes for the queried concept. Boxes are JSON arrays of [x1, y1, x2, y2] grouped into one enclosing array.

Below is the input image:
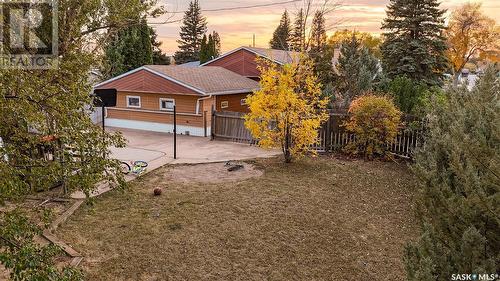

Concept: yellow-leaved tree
[[446, 3, 499, 85], [244, 57, 329, 163]]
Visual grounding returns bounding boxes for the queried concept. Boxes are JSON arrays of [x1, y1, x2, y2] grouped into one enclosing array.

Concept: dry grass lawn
[[57, 156, 418, 281]]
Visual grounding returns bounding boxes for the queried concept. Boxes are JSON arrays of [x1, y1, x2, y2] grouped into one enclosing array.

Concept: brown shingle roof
[[145, 65, 259, 95]]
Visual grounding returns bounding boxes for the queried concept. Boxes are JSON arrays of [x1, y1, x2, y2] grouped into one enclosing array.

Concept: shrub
[[404, 66, 499, 280], [343, 94, 402, 159], [387, 76, 428, 114]]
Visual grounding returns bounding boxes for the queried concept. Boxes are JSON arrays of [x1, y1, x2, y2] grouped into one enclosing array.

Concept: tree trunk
[[453, 71, 461, 87], [284, 123, 292, 163]]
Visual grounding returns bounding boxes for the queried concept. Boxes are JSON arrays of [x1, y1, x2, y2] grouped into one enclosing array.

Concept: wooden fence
[[211, 111, 257, 144], [211, 111, 424, 159]]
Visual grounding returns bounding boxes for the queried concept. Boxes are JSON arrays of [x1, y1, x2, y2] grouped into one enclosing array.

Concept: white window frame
[[221, 101, 229, 109], [159, 98, 175, 111], [240, 98, 246, 106], [126, 95, 141, 108]]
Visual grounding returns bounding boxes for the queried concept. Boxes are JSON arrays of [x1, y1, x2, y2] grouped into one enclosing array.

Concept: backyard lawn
[[57, 156, 418, 281]]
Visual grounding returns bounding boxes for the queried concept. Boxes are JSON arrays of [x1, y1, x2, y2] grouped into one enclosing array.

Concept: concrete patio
[[71, 127, 278, 199], [108, 127, 278, 164]]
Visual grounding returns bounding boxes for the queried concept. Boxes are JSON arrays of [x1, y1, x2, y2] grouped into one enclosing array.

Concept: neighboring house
[[201, 46, 299, 81], [94, 65, 259, 136]]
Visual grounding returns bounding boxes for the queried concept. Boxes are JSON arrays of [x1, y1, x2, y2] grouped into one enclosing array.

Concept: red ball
[[153, 187, 162, 196]]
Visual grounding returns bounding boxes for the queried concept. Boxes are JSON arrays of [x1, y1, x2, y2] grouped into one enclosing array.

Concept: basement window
[[160, 98, 175, 111], [221, 101, 229, 109], [126, 96, 141, 108]]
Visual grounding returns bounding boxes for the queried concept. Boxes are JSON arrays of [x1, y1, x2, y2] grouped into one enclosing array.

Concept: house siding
[[115, 91, 199, 114], [204, 49, 260, 78], [216, 93, 250, 113], [105, 91, 211, 136], [95, 69, 201, 95]]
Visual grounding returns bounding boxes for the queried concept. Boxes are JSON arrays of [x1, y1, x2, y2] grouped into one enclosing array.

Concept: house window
[[240, 98, 246, 106], [159, 98, 175, 111], [126, 96, 141, 108], [221, 101, 229, 109]]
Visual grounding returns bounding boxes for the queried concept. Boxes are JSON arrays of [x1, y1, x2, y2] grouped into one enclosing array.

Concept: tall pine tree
[[309, 11, 333, 90], [150, 27, 170, 65], [104, 17, 153, 77], [174, 0, 207, 64], [199, 31, 222, 64], [334, 34, 379, 108], [405, 67, 499, 280], [381, 0, 448, 86], [199, 34, 209, 64], [211, 31, 221, 57], [290, 8, 306, 51], [269, 11, 292, 50]]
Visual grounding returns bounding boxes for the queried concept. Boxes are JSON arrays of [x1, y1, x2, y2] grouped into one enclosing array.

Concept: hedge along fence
[[313, 113, 424, 158], [211, 110, 425, 159]]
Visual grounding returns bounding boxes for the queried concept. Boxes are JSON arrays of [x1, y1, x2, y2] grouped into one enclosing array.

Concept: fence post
[[325, 114, 331, 152], [203, 110, 207, 137], [210, 106, 215, 141]]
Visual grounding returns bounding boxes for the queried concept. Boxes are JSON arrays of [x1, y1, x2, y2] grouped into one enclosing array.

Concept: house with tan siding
[[94, 65, 259, 136], [94, 47, 297, 137]]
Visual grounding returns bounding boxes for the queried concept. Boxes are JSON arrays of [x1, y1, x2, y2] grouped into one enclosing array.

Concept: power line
[[150, 0, 301, 24], [150, 0, 300, 25], [172, 0, 300, 13]]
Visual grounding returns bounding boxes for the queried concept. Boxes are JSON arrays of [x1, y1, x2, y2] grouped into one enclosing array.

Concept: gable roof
[[94, 65, 260, 96], [200, 46, 300, 66]]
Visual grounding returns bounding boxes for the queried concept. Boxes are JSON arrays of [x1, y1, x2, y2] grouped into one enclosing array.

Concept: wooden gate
[[211, 111, 256, 144]]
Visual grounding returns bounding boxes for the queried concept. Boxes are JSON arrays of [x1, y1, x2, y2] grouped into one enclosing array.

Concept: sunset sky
[[151, 0, 500, 55]]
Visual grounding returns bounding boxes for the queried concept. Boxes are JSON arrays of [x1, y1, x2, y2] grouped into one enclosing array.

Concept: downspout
[[195, 94, 213, 115]]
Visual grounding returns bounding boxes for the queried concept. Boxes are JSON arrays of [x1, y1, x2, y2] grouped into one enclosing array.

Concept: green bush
[[387, 76, 428, 114], [405, 66, 499, 281], [343, 94, 402, 159]]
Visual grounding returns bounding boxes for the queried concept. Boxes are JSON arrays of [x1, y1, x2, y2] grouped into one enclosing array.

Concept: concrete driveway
[[108, 127, 279, 166]]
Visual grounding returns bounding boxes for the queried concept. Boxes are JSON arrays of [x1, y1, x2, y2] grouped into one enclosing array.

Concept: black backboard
[[93, 89, 117, 107]]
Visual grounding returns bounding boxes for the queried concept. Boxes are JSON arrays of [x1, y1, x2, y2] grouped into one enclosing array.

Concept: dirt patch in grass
[[164, 162, 263, 184], [57, 156, 418, 281]]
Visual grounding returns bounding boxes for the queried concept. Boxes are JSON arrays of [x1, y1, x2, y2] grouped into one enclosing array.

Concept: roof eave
[[209, 88, 260, 95]]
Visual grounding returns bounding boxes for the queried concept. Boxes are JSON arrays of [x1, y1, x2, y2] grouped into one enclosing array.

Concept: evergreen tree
[[334, 34, 379, 108], [211, 31, 221, 57], [310, 11, 327, 52], [290, 8, 306, 51], [174, 0, 207, 64], [269, 10, 292, 50], [199, 31, 222, 64], [104, 17, 153, 77], [150, 27, 170, 65], [309, 11, 333, 90], [381, 0, 448, 86], [199, 34, 209, 64], [405, 67, 500, 280], [207, 33, 214, 60]]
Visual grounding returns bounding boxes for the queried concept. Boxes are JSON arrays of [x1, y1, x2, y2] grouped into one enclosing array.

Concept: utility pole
[[252, 34, 256, 47], [173, 105, 177, 159]]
